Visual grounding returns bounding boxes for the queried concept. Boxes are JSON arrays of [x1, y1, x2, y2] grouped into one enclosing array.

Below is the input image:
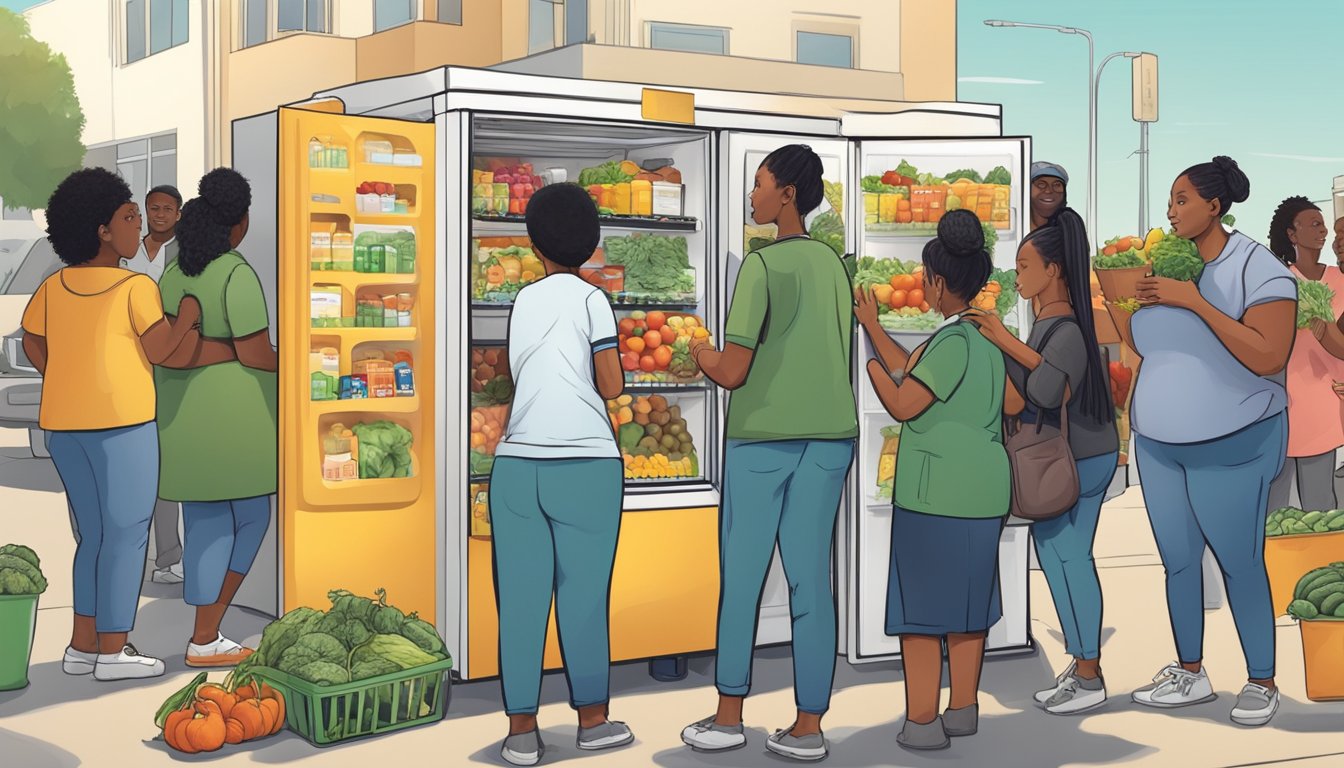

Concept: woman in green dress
[[156, 168, 278, 667]]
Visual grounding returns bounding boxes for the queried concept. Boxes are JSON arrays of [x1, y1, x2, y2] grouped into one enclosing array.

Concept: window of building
[[244, 0, 268, 47], [437, 0, 462, 25], [795, 30, 855, 69], [241, 0, 330, 48], [1, 205, 31, 221], [126, 0, 188, 64], [279, 0, 329, 33], [91, 134, 177, 199], [565, 0, 588, 45], [374, 0, 416, 31], [648, 22, 728, 55], [528, 0, 557, 54]]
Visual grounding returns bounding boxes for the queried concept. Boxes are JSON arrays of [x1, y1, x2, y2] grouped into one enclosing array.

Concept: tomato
[[919, 301, 930, 313], [618, 318, 636, 336], [889, 289, 908, 309], [643, 331, 662, 350], [653, 346, 673, 369], [646, 311, 667, 331], [640, 355, 658, 372], [621, 352, 641, 371], [660, 326, 677, 345], [907, 289, 925, 307]]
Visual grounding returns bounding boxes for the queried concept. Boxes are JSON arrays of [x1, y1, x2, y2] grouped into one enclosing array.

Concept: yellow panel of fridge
[[278, 107, 438, 622]]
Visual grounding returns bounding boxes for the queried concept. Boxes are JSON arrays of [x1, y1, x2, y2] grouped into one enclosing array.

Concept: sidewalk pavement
[[1, 429, 1342, 768]]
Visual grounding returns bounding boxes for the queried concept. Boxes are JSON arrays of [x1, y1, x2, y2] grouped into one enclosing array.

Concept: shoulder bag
[[1005, 319, 1081, 522]]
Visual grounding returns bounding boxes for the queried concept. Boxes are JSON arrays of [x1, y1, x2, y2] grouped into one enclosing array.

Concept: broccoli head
[[0, 568, 41, 595], [0, 544, 41, 570], [0, 554, 46, 593]]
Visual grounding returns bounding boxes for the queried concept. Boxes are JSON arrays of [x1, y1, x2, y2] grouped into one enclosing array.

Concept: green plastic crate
[[248, 659, 452, 746]]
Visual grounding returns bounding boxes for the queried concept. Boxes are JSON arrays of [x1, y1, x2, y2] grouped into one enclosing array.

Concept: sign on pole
[[1132, 53, 1158, 122]]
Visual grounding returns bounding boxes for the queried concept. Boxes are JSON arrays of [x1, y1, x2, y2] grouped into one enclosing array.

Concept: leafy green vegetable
[[853, 256, 911, 289], [1222, 214, 1236, 227], [1297, 279, 1336, 329], [315, 612, 373, 650], [945, 169, 983, 184], [748, 236, 775, 252], [278, 632, 350, 685], [470, 376, 513, 408], [916, 172, 945, 186], [809, 211, 846, 257], [1149, 232, 1204, 281], [895, 160, 920, 180], [981, 222, 999, 260], [352, 634, 437, 672], [0, 544, 40, 570], [861, 176, 902, 194], [989, 268, 1018, 316], [1112, 297, 1142, 314], [469, 450, 494, 477], [0, 553, 46, 594], [351, 421, 414, 479], [401, 616, 449, 658], [984, 166, 1012, 186], [577, 161, 633, 187], [350, 656, 400, 681], [1094, 251, 1146, 270], [822, 180, 844, 215], [603, 235, 695, 296]]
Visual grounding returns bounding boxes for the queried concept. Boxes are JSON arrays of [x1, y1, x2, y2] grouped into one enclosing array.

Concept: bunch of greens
[[232, 588, 450, 688], [1297, 279, 1336, 329], [1222, 214, 1236, 227], [351, 421, 414, 479], [1149, 232, 1204, 281], [879, 310, 944, 332], [1094, 251, 1146, 270], [471, 377, 513, 408], [1112, 297, 1142, 314], [989, 268, 1019, 316], [915, 172, 946, 186], [861, 176, 903, 194], [981, 222, 999, 260], [984, 166, 1013, 186], [854, 256, 910, 289], [0, 544, 47, 595], [895, 160, 920, 180], [603, 235, 695, 296], [748, 236, 776, 252], [577, 162, 633, 186], [945, 169, 984, 184], [809, 211, 846, 257]]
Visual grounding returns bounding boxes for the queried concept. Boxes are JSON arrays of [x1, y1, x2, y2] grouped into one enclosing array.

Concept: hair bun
[[1212, 156, 1250, 203], [197, 167, 252, 226], [936, 209, 985, 257]]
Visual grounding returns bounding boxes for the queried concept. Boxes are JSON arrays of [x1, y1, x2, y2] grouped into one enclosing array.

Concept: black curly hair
[[177, 167, 252, 277], [761, 144, 825, 216], [922, 209, 992, 303], [1180, 155, 1250, 217], [44, 168, 134, 266], [525, 182, 600, 268], [1267, 196, 1321, 265]]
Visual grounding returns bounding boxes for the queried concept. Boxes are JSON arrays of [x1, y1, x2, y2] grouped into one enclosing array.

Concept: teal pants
[[489, 456, 623, 715], [715, 438, 855, 715]]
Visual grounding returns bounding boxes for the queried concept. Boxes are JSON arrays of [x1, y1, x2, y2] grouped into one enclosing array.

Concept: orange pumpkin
[[195, 683, 237, 719], [165, 700, 227, 754]]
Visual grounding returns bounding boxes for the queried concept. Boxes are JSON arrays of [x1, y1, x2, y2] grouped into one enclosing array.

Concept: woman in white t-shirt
[[490, 182, 632, 767]]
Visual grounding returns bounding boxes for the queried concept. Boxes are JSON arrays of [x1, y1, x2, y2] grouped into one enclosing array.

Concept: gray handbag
[[1004, 320, 1081, 521]]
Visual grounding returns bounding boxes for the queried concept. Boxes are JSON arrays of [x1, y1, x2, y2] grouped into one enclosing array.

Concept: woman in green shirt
[[856, 210, 1022, 751], [156, 168, 278, 668]]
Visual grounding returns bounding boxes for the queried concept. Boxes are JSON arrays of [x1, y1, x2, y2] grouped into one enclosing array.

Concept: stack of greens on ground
[[1267, 507, 1344, 537], [0, 544, 47, 595], [602, 234, 696, 302], [1287, 562, 1344, 620]]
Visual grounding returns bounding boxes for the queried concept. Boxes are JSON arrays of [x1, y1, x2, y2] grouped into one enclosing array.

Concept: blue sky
[[0, 1, 40, 10], [958, 0, 1343, 243]]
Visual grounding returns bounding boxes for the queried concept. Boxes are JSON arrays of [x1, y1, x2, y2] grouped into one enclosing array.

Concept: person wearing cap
[[1030, 162, 1069, 232]]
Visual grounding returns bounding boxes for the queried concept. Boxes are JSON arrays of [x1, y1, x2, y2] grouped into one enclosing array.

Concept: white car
[[0, 238, 60, 457]]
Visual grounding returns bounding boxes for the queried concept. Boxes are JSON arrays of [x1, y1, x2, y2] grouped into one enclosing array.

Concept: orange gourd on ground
[[165, 700, 227, 754]]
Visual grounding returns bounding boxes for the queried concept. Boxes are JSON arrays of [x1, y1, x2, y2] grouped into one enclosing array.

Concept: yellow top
[[22, 268, 165, 431]]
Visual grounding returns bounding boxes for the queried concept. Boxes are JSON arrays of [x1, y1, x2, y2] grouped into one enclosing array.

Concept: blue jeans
[[1032, 451, 1118, 661], [1133, 414, 1286, 680], [48, 423, 159, 633], [182, 496, 271, 606], [489, 456, 623, 715], [716, 438, 855, 715]]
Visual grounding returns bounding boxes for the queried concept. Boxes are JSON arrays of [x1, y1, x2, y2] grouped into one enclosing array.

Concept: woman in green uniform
[[156, 168, 278, 667]]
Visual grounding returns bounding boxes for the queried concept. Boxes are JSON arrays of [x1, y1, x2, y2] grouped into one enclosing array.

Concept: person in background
[[856, 210, 1022, 751], [1126, 156, 1295, 727], [156, 168, 277, 668], [1334, 215, 1344, 272], [119, 184, 188, 586], [681, 145, 856, 763], [489, 182, 632, 767], [1265, 197, 1343, 514], [22, 168, 200, 681], [1030, 162, 1069, 232]]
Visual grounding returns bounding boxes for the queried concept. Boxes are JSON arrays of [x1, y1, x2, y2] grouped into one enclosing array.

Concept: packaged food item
[[311, 193, 341, 205], [369, 244, 386, 273], [396, 293, 414, 326], [339, 374, 369, 400], [469, 483, 491, 537], [310, 229, 332, 271], [878, 193, 899, 224], [310, 349, 337, 401], [541, 167, 567, 186], [394, 199, 409, 215], [602, 265, 625, 293], [322, 424, 359, 481], [612, 182, 632, 216], [354, 357, 396, 398], [630, 179, 653, 216], [308, 137, 324, 168], [310, 285, 342, 328], [393, 148, 422, 167], [580, 265, 605, 288], [928, 186, 948, 224], [382, 294, 398, 327], [651, 182, 682, 217], [331, 230, 354, 272], [393, 350, 415, 397], [864, 192, 880, 225], [364, 139, 394, 165]]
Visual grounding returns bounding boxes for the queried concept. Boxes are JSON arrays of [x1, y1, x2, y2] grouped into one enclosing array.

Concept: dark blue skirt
[[885, 506, 1005, 636]]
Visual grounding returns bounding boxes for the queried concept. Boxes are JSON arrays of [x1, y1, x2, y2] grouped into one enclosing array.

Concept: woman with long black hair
[[966, 207, 1119, 714]]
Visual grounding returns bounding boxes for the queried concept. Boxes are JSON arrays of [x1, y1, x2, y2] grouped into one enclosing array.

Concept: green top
[[894, 321, 1010, 519], [723, 237, 858, 441], [155, 251, 278, 502]]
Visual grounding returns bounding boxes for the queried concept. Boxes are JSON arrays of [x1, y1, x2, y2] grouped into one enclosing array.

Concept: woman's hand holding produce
[[853, 285, 881, 327], [1134, 276, 1203, 311]]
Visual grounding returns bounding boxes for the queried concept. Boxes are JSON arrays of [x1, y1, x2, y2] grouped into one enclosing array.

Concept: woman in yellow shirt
[[21, 169, 201, 682]]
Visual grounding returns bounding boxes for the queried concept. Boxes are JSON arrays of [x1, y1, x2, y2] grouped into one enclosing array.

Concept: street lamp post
[[1095, 51, 1142, 235]]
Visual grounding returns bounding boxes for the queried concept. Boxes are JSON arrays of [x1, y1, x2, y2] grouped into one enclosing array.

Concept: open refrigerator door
[[720, 132, 852, 646], [847, 137, 1034, 662]]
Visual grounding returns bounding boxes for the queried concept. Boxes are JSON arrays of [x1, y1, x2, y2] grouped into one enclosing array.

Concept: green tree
[[0, 8, 85, 211]]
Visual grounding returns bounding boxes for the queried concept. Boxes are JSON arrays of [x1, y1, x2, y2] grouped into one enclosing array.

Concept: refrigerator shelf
[[310, 272, 419, 292], [310, 396, 421, 415], [356, 212, 420, 225], [472, 213, 700, 232], [622, 381, 709, 392], [310, 327, 419, 343]]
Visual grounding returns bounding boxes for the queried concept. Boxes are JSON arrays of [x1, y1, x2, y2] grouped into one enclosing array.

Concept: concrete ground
[[1, 426, 1342, 768]]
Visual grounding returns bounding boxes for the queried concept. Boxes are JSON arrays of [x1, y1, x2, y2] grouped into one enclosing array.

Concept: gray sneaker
[[1230, 683, 1279, 727], [765, 728, 827, 762], [943, 704, 978, 736], [577, 720, 634, 751], [501, 730, 542, 767], [1035, 660, 1078, 704], [897, 716, 950, 751], [681, 716, 747, 752]]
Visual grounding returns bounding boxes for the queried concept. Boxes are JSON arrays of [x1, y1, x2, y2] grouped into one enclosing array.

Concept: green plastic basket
[[248, 659, 452, 746]]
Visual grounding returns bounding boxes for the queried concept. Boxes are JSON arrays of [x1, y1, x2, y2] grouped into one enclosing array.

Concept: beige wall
[[355, 11, 504, 82], [899, 0, 957, 101]]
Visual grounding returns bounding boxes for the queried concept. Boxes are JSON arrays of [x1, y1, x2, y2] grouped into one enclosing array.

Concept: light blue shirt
[[1130, 231, 1297, 445]]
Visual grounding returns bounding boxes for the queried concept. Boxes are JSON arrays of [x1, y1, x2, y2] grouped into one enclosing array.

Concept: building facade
[[23, 0, 956, 202]]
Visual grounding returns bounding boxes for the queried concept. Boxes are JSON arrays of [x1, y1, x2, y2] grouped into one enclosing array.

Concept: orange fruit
[[907, 288, 925, 307], [919, 301, 930, 313], [644, 332, 662, 350], [646, 311, 667, 331], [618, 318, 636, 336], [640, 355, 658, 372], [889, 289, 908, 309], [660, 326, 677, 344], [871, 284, 894, 305], [627, 336, 646, 354], [898, 274, 918, 291], [653, 346, 673, 368]]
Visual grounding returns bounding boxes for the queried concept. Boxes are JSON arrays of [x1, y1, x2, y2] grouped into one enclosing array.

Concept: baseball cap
[[1030, 162, 1069, 184]]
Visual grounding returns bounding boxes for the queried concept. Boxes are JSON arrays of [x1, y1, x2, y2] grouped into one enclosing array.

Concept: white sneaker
[[186, 633, 254, 668], [151, 563, 184, 584], [1230, 683, 1279, 726], [1131, 663, 1216, 708], [1044, 675, 1108, 715], [94, 644, 165, 681], [62, 646, 97, 676], [681, 716, 747, 752], [1035, 660, 1078, 704]]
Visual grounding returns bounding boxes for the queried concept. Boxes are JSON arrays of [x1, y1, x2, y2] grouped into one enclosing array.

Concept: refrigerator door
[[719, 132, 852, 645], [847, 137, 1033, 662]]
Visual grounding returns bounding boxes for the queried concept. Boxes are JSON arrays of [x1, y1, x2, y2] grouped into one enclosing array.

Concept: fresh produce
[[809, 210, 846, 257], [1111, 297, 1142, 314], [156, 672, 286, 753], [472, 240, 545, 302], [1296, 279, 1336, 329], [1148, 230, 1204, 282], [1267, 508, 1344, 537], [1094, 234, 1148, 270], [988, 267, 1017, 315], [945, 168, 984, 184], [607, 395, 700, 479], [350, 421, 414, 479], [619, 311, 711, 382], [1109, 361, 1133, 409], [982, 221, 1000, 260], [875, 425, 900, 501], [984, 166, 1012, 186], [862, 176, 904, 194], [1222, 214, 1236, 227], [867, 160, 1011, 230], [603, 234, 695, 299], [879, 309, 944, 332], [231, 589, 450, 688], [470, 347, 513, 406], [0, 543, 47, 595], [470, 405, 508, 475], [578, 161, 635, 187], [1287, 562, 1344, 620]]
